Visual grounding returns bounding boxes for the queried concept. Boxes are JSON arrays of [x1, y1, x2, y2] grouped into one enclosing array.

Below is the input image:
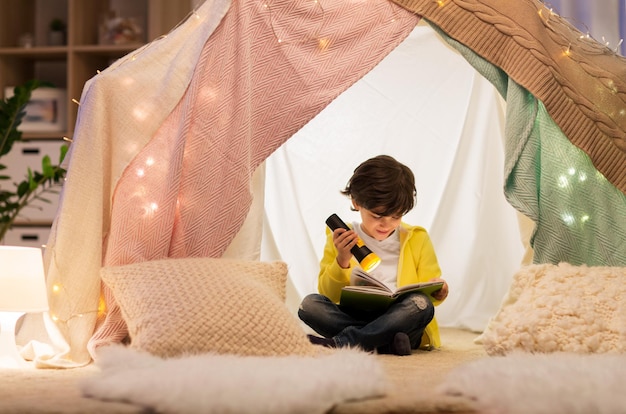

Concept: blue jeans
[[298, 292, 434, 352]]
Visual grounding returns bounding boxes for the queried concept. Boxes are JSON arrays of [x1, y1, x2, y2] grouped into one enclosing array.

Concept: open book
[[340, 267, 444, 312]]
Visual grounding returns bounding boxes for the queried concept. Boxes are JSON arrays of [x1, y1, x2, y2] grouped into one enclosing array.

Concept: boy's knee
[[407, 293, 435, 320], [298, 296, 312, 320], [298, 294, 325, 320], [299, 294, 318, 311], [409, 293, 432, 310]]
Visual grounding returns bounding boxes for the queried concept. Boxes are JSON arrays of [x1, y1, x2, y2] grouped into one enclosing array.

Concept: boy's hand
[[333, 228, 358, 268], [430, 278, 449, 301]]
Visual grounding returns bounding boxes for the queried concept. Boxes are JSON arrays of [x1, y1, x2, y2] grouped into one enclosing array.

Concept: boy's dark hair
[[341, 155, 416, 216]]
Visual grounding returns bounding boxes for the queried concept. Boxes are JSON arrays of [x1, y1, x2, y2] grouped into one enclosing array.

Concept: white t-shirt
[[353, 222, 400, 290]]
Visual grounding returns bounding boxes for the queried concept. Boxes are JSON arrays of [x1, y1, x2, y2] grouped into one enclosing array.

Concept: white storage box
[[1, 226, 51, 250]]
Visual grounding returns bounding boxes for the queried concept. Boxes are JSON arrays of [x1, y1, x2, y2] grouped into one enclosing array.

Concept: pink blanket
[[43, 0, 419, 364]]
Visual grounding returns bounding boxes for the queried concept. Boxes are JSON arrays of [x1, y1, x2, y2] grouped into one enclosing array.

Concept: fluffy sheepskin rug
[[81, 345, 388, 414], [438, 352, 626, 414], [478, 263, 626, 355]]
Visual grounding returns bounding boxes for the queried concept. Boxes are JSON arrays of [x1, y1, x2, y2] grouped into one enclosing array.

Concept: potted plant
[[0, 80, 68, 242], [48, 18, 66, 46]]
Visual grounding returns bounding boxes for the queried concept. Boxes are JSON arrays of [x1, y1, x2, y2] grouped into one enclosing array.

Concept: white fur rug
[[81, 345, 388, 414], [438, 352, 626, 414]]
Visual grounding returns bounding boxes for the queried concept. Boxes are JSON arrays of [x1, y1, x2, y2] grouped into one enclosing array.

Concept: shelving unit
[[0, 0, 192, 244], [0, 0, 191, 139]]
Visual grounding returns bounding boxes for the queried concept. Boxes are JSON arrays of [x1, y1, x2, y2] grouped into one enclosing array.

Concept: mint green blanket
[[432, 24, 626, 266]]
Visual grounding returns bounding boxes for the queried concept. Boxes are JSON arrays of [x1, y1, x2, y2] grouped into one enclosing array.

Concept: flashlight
[[325, 213, 381, 272]]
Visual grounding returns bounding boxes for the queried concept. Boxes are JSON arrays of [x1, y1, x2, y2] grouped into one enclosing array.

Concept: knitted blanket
[[403, 1, 626, 266], [391, 0, 626, 194], [431, 27, 626, 266]]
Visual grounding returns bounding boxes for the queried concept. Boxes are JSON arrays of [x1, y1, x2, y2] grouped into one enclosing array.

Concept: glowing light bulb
[[98, 297, 107, 314], [562, 213, 575, 225], [318, 37, 330, 51], [563, 44, 571, 57], [133, 105, 150, 121], [52, 284, 61, 293]]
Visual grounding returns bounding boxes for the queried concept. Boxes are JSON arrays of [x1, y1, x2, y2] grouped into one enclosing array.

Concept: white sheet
[[261, 22, 527, 332]]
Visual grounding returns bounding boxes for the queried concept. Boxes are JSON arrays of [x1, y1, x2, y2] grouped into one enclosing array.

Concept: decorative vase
[[48, 30, 65, 46]]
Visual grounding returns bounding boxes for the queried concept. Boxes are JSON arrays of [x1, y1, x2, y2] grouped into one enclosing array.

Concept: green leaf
[[17, 180, 29, 197], [27, 168, 37, 191], [0, 80, 44, 158], [1, 80, 63, 241], [59, 145, 68, 163], [42, 155, 53, 177]]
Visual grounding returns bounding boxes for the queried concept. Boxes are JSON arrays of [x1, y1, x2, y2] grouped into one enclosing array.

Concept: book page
[[342, 285, 392, 295], [350, 267, 391, 293]]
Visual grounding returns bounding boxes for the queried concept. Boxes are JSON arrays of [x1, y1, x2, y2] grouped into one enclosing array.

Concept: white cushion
[[479, 263, 626, 355]]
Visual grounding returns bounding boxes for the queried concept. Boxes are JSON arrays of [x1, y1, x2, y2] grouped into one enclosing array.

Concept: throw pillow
[[479, 263, 626, 355], [100, 257, 318, 358]]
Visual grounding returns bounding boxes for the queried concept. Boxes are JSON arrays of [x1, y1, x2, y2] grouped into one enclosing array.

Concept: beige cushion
[[101, 257, 317, 358], [480, 263, 626, 355]]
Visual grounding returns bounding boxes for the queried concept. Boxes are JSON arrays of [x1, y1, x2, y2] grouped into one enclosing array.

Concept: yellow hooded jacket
[[317, 222, 444, 348]]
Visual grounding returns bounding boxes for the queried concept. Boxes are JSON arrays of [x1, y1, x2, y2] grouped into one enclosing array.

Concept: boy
[[298, 155, 448, 355]]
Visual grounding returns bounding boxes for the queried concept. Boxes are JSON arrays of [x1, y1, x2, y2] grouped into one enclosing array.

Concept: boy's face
[[354, 202, 402, 241]]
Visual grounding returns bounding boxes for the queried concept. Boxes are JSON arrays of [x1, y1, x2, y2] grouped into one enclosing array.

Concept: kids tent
[[37, 0, 625, 367]]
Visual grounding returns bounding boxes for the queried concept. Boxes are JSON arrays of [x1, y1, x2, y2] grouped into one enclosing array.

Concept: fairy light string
[[433, 0, 625, 230], [50, 6, 206, 328], [537, 1, 625, 58], [525, 1, 625, 229]]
